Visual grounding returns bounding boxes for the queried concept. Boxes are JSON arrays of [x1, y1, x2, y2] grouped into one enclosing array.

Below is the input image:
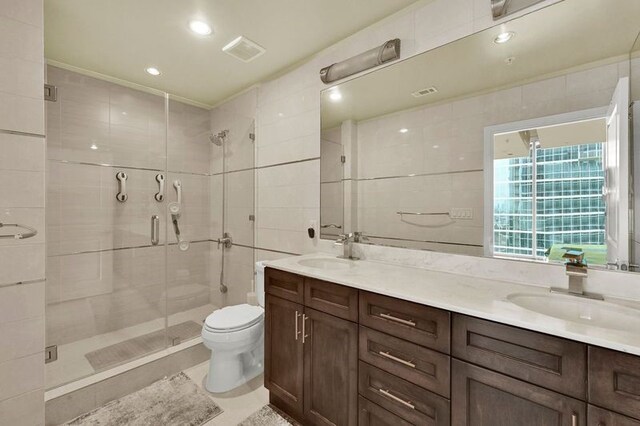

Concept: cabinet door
[[304, 307, 358, 426], [452, 360, 586, 426], [589, 347, 640, 421], [265, 294, 304, 416], [588, 405, 640, 426]]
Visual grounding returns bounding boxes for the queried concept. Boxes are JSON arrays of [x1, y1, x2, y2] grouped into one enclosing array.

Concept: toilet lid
[[204, 304, 264, 332]]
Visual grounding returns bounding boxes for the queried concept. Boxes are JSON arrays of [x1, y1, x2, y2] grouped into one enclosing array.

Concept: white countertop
[[265, 253, 640, 356]]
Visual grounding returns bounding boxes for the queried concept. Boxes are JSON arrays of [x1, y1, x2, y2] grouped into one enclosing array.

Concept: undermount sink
[[507, 292, 640, 332], [297, 258, 356, 270]]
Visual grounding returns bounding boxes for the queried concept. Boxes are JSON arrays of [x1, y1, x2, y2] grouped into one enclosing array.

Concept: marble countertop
[[265, 253, 640, 356]]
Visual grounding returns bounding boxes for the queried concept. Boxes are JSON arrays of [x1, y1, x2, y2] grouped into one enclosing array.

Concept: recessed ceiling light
[[145, 67, 161, 76], [494, 31, 515, 44], [189, 20, 212, 36], [399, 128, 409, 133], [329, 91, 342, 101], [90, 144, 98, 150]]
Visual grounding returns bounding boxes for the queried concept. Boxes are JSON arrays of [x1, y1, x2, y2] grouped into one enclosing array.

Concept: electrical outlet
[[450, 208, 473, 220]]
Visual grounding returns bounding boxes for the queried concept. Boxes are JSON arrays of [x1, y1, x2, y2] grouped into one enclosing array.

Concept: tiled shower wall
[[253, 0, 561, 263], [0, 0, 46, 424], [44, 66, 214, 376]]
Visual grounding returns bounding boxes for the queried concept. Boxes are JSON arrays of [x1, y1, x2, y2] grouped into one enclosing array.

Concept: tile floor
[[183, 361, 270, 425]]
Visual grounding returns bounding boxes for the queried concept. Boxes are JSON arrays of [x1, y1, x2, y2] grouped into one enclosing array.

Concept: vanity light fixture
[[494, 31, 515, 44], [399, 128, 409, 133], [145, 67, 161, 76], [329, 91, 342, 102], [189, 20, 212, 36]]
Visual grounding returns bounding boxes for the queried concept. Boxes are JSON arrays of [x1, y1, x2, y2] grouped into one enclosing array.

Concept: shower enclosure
[[44, 65, 256, 390]]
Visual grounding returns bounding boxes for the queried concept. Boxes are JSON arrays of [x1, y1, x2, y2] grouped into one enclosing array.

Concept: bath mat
[[85, 321, 202, 371], [238, 405, 295, 426], [65, 372, 222, 426]]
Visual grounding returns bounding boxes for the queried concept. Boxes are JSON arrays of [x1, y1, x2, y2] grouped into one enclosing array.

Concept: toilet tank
[[255, 261, 266, 307]]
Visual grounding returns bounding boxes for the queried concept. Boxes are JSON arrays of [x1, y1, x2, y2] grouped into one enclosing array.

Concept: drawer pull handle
[[571, 414, 578, 426], [379, 351, 416, 368], [379, 388, 415, 410], [379, 313, 416, 327]]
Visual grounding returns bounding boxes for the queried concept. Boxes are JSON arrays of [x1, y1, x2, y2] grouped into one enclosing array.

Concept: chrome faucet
[[551, 248, 603, 300], [335, 232, 366, 260]]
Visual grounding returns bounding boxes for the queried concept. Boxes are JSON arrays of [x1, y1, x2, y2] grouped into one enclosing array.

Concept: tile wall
[[254, 0, 561, 262], [0, 0, 46, 424], [353, 61, 628, 253]]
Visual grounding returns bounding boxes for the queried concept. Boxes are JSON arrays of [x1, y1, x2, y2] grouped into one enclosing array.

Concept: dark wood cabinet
[[304, 308, 358, 426], [358, 396, 413, 426], [589, 347, 640, 421], [265, 267, 304, 303], [588, 405, 640, 426], [305, 277, 358, 322], [265, 266, 640, 426], [452, 314, 587, 399], [359, 361, 450, 426], [359, 291, 451, 354], [452, 359, 586, 426], [264, 294, 304, 416], [359, 326, 450, 398]]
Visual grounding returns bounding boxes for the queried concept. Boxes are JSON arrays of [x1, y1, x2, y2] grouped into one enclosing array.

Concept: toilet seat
[[204, 304, 264, 333]]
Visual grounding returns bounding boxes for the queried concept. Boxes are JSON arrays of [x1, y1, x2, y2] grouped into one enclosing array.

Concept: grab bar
[[0, 223, 37, 240], [321, 223, 342, 229], [397, 211, 450, 217]]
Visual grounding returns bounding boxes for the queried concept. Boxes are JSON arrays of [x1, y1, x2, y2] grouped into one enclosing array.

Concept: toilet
[[201, 261, 266, 393]]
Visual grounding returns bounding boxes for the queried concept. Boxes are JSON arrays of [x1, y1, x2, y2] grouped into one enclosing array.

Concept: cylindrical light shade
[[320, 39, 401, 84]]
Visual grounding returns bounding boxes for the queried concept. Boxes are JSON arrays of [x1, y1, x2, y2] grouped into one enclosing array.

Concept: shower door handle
[[151, 215, 159, 245]]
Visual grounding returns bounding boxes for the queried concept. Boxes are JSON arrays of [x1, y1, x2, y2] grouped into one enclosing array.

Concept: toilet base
[[204, 344, 264, 393]]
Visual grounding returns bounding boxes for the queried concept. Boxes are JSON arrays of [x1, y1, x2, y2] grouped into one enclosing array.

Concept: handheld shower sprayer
[[169, 180, 189, 251]]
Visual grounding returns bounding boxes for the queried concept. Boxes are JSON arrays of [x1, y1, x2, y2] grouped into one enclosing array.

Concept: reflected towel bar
[[0, 223, 38, 240], [397, 211, 450, 217], [321, 223, 343, 229]]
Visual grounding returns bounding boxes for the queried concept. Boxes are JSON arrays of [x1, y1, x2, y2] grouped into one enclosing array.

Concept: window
[[490, 117, 607, 264]]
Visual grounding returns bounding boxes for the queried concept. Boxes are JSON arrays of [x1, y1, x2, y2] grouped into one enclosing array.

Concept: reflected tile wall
[[225, 170, 254, 247], [167, 241, 212, 319], [354, 61, 628, 251]]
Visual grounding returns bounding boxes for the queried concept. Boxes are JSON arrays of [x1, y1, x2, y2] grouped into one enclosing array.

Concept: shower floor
[[46, 304, 216, 390]]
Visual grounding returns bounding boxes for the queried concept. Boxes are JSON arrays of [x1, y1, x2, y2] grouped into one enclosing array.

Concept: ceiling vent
[[222, 36, 266, 63], [411, 86, 438, 98]]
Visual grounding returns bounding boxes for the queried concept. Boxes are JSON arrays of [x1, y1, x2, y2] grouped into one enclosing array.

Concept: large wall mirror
[[320, 0, 640, 272]]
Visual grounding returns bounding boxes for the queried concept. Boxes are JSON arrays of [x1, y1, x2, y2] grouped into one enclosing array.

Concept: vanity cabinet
[[451, 359, 586, 426], [264, 268, 359, 425], [264, 267, 640, 426]]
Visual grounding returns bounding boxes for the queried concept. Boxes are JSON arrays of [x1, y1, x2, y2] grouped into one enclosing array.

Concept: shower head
[[210, 130, 229, 146]]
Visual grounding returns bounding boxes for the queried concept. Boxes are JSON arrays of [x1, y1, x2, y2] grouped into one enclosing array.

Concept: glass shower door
[[45, 65, 169, 389]]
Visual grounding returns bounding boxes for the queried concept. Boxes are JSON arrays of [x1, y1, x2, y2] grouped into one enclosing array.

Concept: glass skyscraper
[[493, 142, 606, 262]]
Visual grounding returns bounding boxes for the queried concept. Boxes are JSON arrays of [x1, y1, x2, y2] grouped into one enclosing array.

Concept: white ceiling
[[321, 0, 640, 128], [44, 0, 422, 107]]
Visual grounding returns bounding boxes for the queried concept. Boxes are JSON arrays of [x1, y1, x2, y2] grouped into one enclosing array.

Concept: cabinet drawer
[[452, 314, 587, 399], [265, 268, 304, 304], [304, 277, 358, 322], [358, 396, 413, 426], [588, 405, 640, 426], [451, 360, 586, 426], [589, 347, 640, 421], [358, 361, 450, 426], [359, 326, 450, 397], [359, 291, 450, 353]]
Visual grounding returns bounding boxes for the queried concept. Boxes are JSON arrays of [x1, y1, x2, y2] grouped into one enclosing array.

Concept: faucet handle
[[561, 247, 586, 265]]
